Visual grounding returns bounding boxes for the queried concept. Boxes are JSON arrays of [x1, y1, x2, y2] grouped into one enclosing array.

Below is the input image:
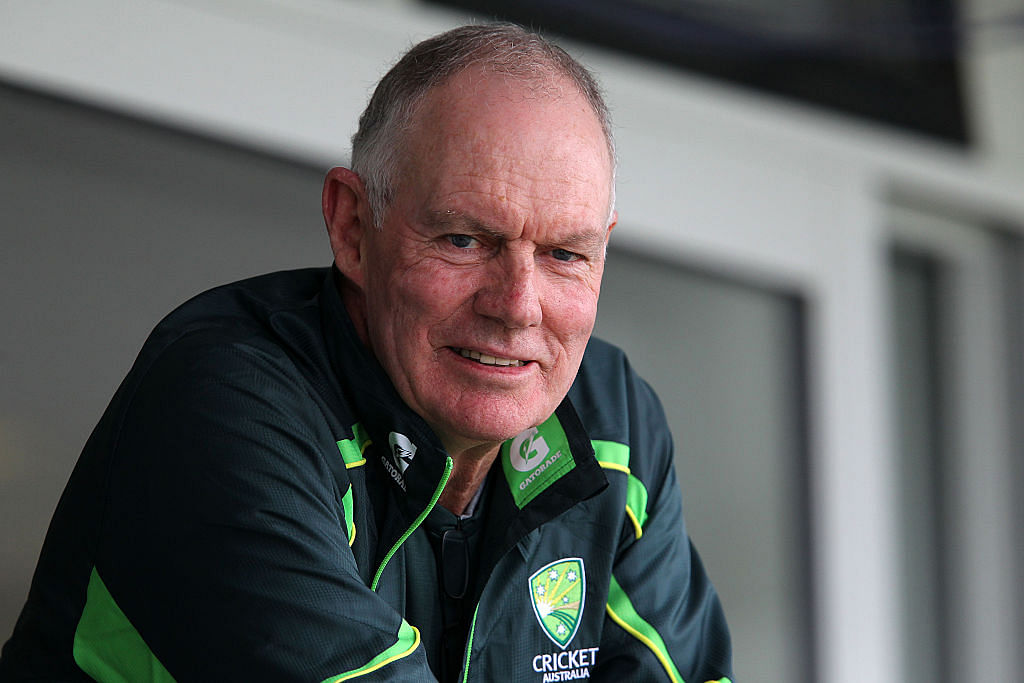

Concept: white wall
[[1, 1, 1021, 680]]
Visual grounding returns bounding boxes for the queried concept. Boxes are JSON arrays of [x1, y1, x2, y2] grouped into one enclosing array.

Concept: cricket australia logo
[[529, 558, 585, 649]]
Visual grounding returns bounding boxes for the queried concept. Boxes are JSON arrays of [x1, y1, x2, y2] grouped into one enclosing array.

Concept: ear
[[322, 167, 371, 289]]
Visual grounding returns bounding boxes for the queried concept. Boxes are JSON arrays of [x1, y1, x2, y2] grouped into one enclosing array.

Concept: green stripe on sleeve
[[593, 440, 649, 539], [605, 573, 684, 683], [460, 602, 480, 683], [341, 484, 356, 546], [337, 422, 373, 468], [352, 423, 373, 455], [593, 439, 630, 472], [322, 619, 422, 682], [337, 439, 366, 468], [73, 567, 176, 682], [625, 474, 649, 537], [337, 424, 370, 543]]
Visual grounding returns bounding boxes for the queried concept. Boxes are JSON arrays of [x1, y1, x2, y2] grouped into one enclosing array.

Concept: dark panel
[[425, 0, 968, 144]]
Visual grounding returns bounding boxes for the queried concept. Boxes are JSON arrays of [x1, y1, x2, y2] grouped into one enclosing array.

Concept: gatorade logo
[[509, 427, 550, 473]]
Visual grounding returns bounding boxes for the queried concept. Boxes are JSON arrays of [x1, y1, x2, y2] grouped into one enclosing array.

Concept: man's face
[[356, 70, 614, 453]]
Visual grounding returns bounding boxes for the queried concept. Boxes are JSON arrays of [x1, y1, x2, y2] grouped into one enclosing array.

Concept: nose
[[473, 249, 543, 329]]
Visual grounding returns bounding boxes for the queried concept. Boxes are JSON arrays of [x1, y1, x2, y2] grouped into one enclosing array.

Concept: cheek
[[548, 282, 601, 341], [378, 265, 476, 341], [408, 269, 465, 309]]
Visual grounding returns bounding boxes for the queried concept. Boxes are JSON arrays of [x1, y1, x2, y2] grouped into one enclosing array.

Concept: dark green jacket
[[0, 269, 732, 682]]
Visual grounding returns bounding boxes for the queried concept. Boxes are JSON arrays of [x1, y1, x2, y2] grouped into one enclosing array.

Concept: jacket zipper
[[460, 602, 480, 682], [370, 456, 454, 591]]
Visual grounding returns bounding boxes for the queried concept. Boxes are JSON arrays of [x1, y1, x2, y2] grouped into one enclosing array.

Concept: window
[[596, 247, 814, 681]]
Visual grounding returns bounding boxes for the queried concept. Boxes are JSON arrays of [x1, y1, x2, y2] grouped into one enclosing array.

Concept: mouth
[[454, 347, 527, 368]]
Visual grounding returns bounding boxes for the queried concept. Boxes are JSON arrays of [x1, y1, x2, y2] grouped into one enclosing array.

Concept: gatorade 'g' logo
[[509, 427, 549, 472]]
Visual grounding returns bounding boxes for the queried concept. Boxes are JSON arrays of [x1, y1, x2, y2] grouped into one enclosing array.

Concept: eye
[[447, 234, 481, 249], [551, 248, 582, 263]]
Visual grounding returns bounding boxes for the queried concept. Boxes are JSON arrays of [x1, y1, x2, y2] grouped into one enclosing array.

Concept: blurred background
[[1, 1, 1021, 681]]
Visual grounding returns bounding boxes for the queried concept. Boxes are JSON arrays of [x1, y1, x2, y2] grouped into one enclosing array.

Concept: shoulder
[[144, 268, 328, 352], [128, 268, 329, 383], [101, 270, 349, 493], [569, 336, 673, 470], [107, 268, 341, 442]]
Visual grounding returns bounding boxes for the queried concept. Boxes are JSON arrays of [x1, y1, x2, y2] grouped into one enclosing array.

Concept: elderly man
[[0, 23, 731, 683]]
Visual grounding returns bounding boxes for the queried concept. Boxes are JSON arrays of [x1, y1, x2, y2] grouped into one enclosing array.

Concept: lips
[[455, 347, 526, 367]]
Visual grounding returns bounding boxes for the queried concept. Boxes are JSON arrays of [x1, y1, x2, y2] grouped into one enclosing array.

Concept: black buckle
[[441, 527, 469, 599]]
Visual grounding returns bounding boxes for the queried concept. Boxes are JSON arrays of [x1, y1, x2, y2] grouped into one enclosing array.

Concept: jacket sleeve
[[79, 335, 437, 683], [595, 374, 733, 683]]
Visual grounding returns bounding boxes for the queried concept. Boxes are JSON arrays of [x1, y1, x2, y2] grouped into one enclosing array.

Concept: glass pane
[[889, 248, 950, 683], [595, 247, 813, 682], [0, 83, 327, 642], [1000, 235, 1024, 675]]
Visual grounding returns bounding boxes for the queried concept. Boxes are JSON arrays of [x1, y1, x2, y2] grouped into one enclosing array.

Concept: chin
[[450, 421, 528, 447], [438, 409, 545, 450]]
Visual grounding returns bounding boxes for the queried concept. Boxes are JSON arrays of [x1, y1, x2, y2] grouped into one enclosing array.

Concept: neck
[[336, 270, 371, 347], [438, 442, 500, 515]]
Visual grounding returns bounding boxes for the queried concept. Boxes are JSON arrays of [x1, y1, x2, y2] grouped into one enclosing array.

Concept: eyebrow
[[553, 230, 608, 252], [424, 210, 503, 239], [424, 209, 607, 253]]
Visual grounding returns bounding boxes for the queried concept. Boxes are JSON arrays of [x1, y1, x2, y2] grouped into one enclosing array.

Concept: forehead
[[397, 69, 613, 231]]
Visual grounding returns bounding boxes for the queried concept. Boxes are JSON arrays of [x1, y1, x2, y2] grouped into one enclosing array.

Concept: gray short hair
[[351, 23, 616, 228]]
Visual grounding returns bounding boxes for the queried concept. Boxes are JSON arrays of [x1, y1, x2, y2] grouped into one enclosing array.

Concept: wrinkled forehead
[[397, 70, 614, 216]]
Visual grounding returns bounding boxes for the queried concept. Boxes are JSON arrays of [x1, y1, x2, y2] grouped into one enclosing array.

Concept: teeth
[[458, 348, 524, 367]]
